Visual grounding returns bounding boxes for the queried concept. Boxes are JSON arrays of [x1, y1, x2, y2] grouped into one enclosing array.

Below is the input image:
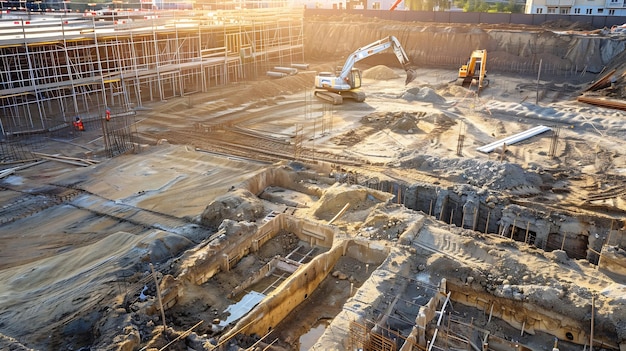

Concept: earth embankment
[[304, 17, 625, 73]]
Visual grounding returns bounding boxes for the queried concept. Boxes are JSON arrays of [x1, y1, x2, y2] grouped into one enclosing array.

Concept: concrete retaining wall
[[220, 237, 389, 340]]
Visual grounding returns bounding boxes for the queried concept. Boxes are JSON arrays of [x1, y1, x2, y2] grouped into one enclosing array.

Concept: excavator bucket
[[405, 68, 417, 85]]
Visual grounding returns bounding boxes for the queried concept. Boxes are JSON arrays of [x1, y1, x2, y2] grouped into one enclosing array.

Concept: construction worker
[[73, 116, 85, 131]]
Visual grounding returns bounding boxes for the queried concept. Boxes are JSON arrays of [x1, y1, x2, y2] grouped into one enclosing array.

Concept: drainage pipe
[[476, 125, 552, 153], [266, 71, 287, 78], [273, 66, 298, 75]]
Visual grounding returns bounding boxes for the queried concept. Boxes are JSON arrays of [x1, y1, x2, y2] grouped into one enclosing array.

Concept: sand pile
[[362, 65, 400, 80], [199, 188, 265, 229], [312, 183, 392, 222], [402, 87, 447, 104], [361, 111, 424, 134]]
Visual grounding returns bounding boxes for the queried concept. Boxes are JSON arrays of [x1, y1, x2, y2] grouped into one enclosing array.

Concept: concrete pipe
[[266, 71, 288, 78], [291, 63, 309, 70], [272, 66, 298, 75]]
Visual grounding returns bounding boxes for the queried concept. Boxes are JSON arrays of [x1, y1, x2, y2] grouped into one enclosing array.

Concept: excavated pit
[[2, 12, 626, 350], [137, 164, 623, 350]]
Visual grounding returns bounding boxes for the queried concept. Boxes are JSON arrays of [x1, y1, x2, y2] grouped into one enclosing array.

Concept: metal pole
[[511, 214, 518, 239], [590, 295, 595, 351], [536, 59, 543, 105], [149, 263, 167, 329]]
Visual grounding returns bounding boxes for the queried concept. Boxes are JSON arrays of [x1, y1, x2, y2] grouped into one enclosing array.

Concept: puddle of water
[[299, 321, 327, 351], [218, 291, 266, 329]]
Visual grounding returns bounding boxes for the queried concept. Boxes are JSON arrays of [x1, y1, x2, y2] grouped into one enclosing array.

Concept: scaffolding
[[0, 7, 305, 138]]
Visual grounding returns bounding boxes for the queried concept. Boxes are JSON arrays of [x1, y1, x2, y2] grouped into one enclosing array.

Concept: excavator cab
[[344, 68, 362, 90]]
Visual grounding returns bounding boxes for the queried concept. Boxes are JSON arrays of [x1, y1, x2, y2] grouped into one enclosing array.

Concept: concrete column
[[223, 254, 230, 272], [252, 239, 259, 252]]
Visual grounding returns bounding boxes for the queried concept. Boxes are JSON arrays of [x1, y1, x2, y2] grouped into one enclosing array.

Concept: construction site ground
[[1, 55, 626, 351]]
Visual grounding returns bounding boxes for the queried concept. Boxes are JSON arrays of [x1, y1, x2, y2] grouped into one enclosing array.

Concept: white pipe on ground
[[273, 66, 298, 75], [266, 71, 287, 78], [476, 125, 552, 153], [291, 63, 309, 70]]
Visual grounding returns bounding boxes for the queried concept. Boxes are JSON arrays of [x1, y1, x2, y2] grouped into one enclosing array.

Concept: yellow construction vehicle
[[457, 49, 488, 93], [314, 36, 417, 105]]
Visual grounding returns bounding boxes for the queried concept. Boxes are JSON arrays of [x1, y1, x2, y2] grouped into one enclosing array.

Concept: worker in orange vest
[[73, 117, 85, 131]]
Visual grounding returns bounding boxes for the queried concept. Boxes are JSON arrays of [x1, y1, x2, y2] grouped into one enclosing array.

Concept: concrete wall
[[447, 280, 620, 348], [176, 214, 336, 287], [373, 177, 626, 265], [240, 165, 333, 198], [220, 237, 389, 340], [598, 245, 626, 277]]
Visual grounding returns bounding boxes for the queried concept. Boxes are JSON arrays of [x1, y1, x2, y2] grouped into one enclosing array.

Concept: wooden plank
[[584, 69, 616, 92], [32, 152, 100, 165]]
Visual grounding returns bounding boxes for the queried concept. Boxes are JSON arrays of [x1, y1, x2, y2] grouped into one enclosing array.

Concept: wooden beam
[[577, 95, 626, 111]]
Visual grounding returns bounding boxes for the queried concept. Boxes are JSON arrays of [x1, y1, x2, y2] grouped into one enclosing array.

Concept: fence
[[304, 9, 626, 29]]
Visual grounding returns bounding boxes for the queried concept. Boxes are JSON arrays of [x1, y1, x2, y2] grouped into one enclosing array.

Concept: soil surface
[[1, 46, 625, 350]]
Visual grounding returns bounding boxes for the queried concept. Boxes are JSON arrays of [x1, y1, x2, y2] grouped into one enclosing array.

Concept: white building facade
[[525, 0, 626, 16]]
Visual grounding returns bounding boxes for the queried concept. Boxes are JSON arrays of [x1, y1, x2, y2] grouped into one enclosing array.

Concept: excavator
[[314, 36, 417, 105], [456, 49, 488, 94]]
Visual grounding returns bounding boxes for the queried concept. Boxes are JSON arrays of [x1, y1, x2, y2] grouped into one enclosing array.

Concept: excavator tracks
[[314, 90, 366, 105], [314, 90, 343, 105]]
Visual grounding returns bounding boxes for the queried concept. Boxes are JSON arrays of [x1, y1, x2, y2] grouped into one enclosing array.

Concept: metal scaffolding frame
[[0, 7, 305, 138]]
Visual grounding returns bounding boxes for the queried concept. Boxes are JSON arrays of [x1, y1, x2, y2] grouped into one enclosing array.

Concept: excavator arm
[[314, 35, 416, 104], [389, 0, 403, 10], [457, 49, 488, 94], [337, 36, 415, 85]]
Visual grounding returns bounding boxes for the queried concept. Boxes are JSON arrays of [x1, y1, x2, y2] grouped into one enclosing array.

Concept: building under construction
[[0, 7, 305, 140]]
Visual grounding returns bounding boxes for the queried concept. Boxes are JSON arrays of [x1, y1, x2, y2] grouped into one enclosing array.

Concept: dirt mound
[[361, 111, 425, 134], [312, 184, 392, 222], [400, 155, 543, 190], [362, 65, 399, 80], [199, 188, 265, 229], [402, 87, 447, 104]]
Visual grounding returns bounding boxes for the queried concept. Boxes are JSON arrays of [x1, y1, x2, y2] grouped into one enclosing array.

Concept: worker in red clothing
[[73, 117, 85, 131]]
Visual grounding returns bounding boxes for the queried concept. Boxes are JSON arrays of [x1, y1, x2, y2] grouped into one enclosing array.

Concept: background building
[[525, 0, 626, 16]]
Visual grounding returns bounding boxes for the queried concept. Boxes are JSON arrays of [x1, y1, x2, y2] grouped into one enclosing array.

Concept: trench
[[213, 227, 390, 349], [366, 179, 622, 266]]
